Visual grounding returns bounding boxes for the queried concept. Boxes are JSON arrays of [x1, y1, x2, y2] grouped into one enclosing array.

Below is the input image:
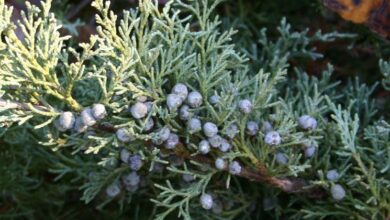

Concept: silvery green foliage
[[0, 0, 389, 219]]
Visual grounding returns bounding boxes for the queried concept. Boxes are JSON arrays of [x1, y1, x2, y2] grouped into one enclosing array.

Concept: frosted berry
[[182, 174, 195, 182], [261, 121, 273, 133], [143, 118, 154, 132], [188, 118, 202, 134], [73, 117, 87, 133], [179, 105, 191, 121], [56, 111, 75, 131], [298, 115, 317, 130], [275, 152, 288, 164], [219, 139, 232, 152], [166, 94, 183, 110], [304, 145, 316, 158], [203, 122, 218, 137], [130, 102, 148, 119], [116, 128, 135, 143], [198, 140, 210, 154], [246, 121, 259, 136], [91, 103, 106, 120], [208, 135, 222, 148], [331, 184, 346, 201], [81, 107, 96, 126], [229, 161, 242, 175], [164, 133, 179, 149], [152, 127, 171, 145], [326, 169, 339, 181], [120, 148, 131, 163], [129, 154, 143, 171], [200, 193, 213, 210], [215, 158, 226, 170], [171, 83, 188, 101], [264, 131, 281, 146], [209, 95, 220, 105], [145, 101, 153, 113], [106, 181, 121, 198], [187, 91, 203, 108], [122, 171, 140, 186], [225, 123, 239, 139], [238, 99, 253, 114]]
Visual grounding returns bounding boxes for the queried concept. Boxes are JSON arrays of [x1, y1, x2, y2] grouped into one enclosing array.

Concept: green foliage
[[0, 0, 389, 219]]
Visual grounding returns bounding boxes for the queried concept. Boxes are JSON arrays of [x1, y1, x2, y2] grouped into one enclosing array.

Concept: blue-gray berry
[[130, 102, 148, 119], [92, 103, 106, 120], [326, 169, 339, 181], [331, 184, 346, 201], [172, 83, 188, 101], [120, 148, 130, 163], [122, 171, 140, 186], [145, 101, 153, 113], [304, 145, 316, 158], [203, 122, 218, 137], [187, 91, 203, 108], [198, 140, 210, 154], [166, 93, 183, 110], [275, 152, 288, 164], [164, 133, 179, 149], [129, 154, 143, 171], [182, 174, 195, 182], [209, 95, 220, 105], [200, 193, 213, 210], [261, 121, 273, 133], [56, 111, 75, 131], [152, 127, 171, 145], [215, 158, 226, 170], [238, 99, 253, 114], [188, 118, 202, 134], [264, 131, 281, 146], [298, 115, 317, 130], [116, 128, 135, 142], [143, 118, 154, 132], [73, 117, 88, 133], [229, 161, 242, 175], [225, 123, 239, 139], [106, 181, 121, 198], [219, 139, 231, 152], [81, 107, 96, 126], [179, 105, 191, 121], [208, 135, 222, 148], [246, 121, 259, 136]]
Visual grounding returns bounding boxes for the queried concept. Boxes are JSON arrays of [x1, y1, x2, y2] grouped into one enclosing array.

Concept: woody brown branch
[[1, 98, 325, 197]]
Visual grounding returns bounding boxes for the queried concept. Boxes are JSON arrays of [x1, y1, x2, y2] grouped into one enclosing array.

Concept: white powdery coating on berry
[[164, 133, 179, 149], [182, 174, 195, 182], [261, 121, 273, 133], [225, 123, 239, 139], [57, 111, 75, 131], [179, 105, 191, 121], [275, 153, 288, 164], [106, 182, 121, 198], [208, 135, 222, 148], [92, 103, 106, 120], [219, 139, 231, 152], [81, 107, 96, 126], [187, 91, 203, 108], [209, 95, 220, 105], [264, 131, 281, 146], [188, 118, 202, 134], [172, 83, 188, 101], [143, 118, 154, 132], [198, 140, 210, 154], [166, 93, 183, 110], [203, 122, 218, 137], [331, 184, 346, 201], [145, 101, 153, 113], [116, 128, 135, 142], [229, 161, 242, 175], [246, 121, 259, 136], [304, 146, 316, 158], [326, 169, 339, 181], [215, 158, 226, 170], [129, 154, 143, 171], [122, 171, 140, 186], [200, 193, 213, 210], [153, 127, 171, 145], [73, 117, 87, 133], [120, 148, 131, 163], [238, 99, 253, 114], [298, 115, 317, 130], [130, 102, 148, 119]]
